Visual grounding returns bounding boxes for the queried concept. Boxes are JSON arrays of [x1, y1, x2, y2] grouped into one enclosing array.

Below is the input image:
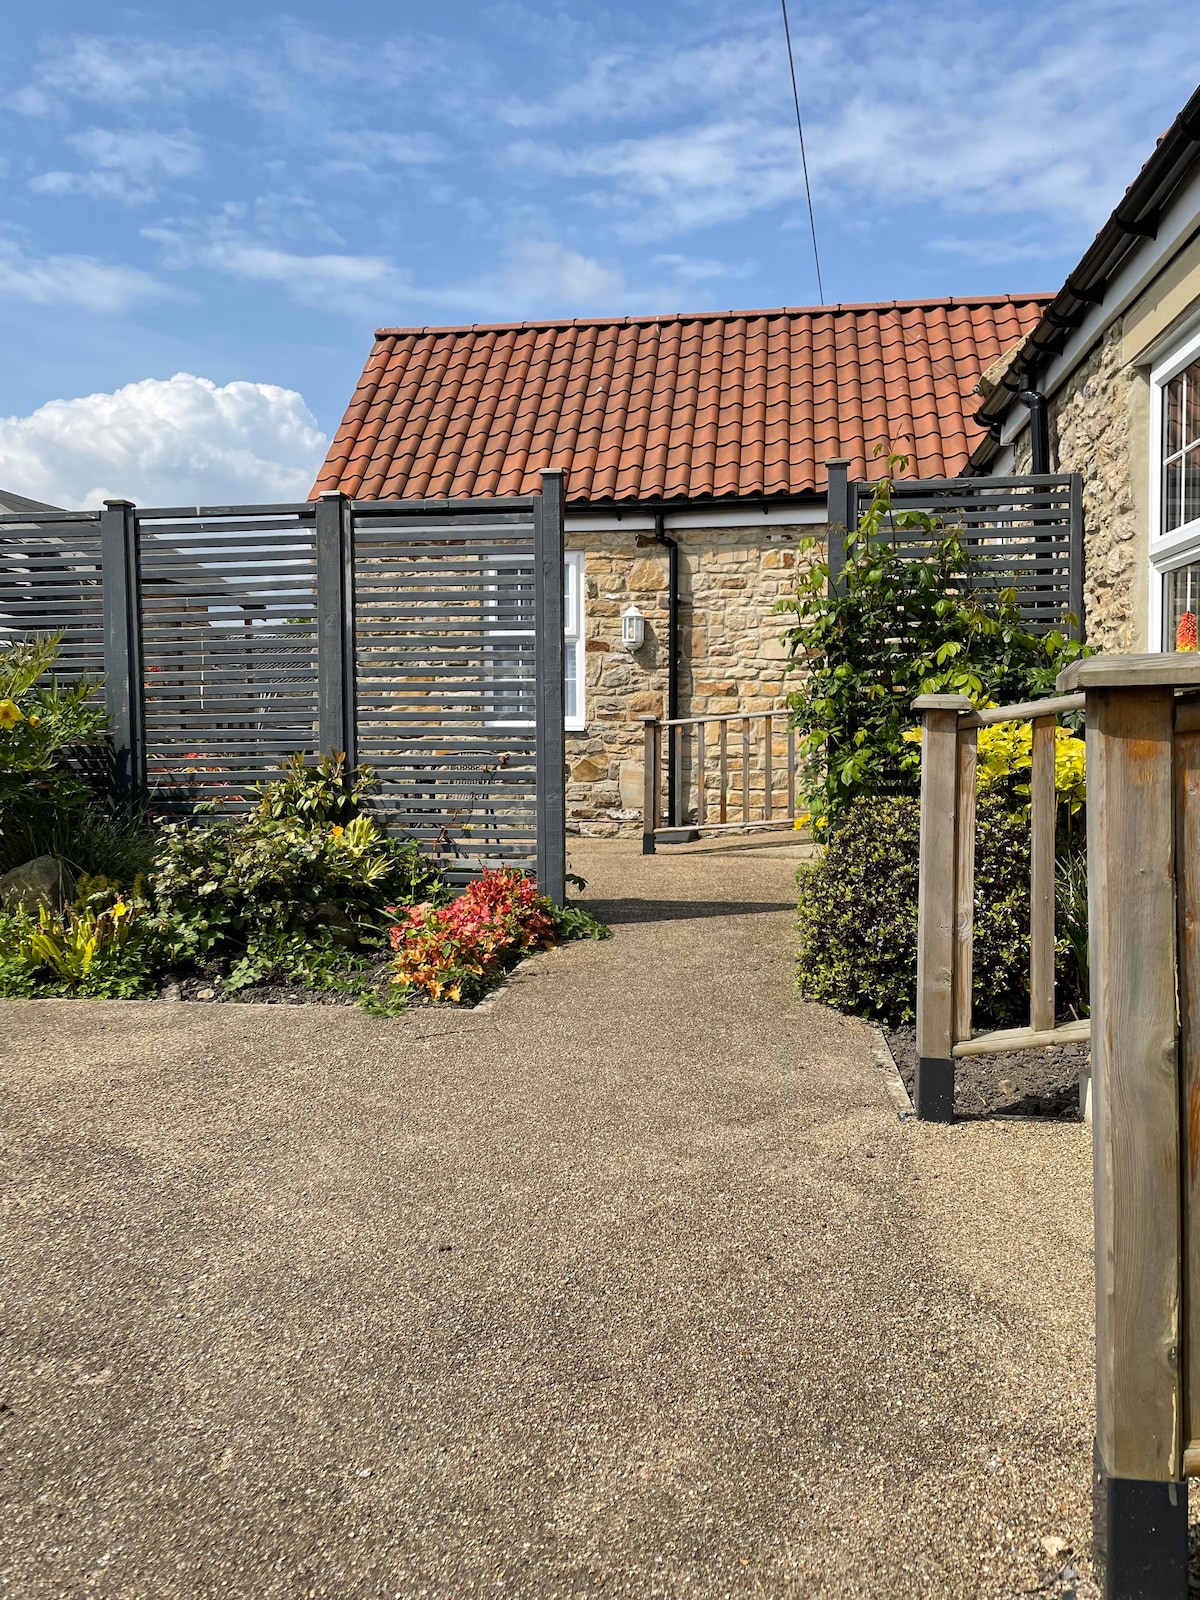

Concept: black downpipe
[[1017, 369, 1051, 475], [652, 512, 680, 825]]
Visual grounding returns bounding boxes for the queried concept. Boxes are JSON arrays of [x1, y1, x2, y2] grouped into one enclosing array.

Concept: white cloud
[[30, 127, 204, 202], [0, 239, 171, 312], [144, 219, 402, 312], [502, 1, 1200, 238], [455, 240, 624, 310], [0, 374, 328, 509]]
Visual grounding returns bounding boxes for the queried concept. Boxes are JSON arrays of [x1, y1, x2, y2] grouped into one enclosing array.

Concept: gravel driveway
[[2, 838, 1097, 1598]]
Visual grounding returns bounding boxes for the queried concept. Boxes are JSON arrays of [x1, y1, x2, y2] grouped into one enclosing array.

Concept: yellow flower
[[0, 699, 25, 730], [330, 824, 344, 837], [27, 714, 41, 728]]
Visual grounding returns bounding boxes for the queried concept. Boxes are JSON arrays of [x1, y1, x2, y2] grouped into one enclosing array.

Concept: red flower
[[1178, 612, 1198, 652]]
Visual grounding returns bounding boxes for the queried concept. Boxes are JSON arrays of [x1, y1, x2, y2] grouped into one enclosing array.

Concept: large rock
[[0, 856, 76, 915]]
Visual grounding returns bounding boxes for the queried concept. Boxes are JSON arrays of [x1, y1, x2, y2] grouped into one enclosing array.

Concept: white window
[[1150, 327, 1200, 649], [482, 555, 535, 726], [564, 551, 586, 731], [482, 552, 585, 728]]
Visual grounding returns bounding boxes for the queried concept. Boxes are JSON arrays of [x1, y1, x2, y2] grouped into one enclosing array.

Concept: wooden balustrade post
[[1029, 714, 1057, 1033], [641, 716, 660, 856], [1059, 654, 1197, 1599], [913, 693, 973, 1121], [953, 724, 978, 1046], [763, 712, 773, 821]]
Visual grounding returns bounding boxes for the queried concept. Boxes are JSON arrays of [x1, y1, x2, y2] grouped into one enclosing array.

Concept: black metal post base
[[1093, 1444, 1188, 1600], [914, 1056, 955, 1121]]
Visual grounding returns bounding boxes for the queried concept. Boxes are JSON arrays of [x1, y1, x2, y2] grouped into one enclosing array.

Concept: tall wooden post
[[641, 716, 660, 856], [913, 693, 973, 1120], [1059, 654, 1200, 1600]]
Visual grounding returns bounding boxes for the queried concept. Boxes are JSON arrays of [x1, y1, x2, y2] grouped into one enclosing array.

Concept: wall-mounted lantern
[[622, 604, 646, 649]]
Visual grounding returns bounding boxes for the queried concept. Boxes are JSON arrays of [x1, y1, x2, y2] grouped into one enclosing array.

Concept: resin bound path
[[2, 838, 1097, 1599]]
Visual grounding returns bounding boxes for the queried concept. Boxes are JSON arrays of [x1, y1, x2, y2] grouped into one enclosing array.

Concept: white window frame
[[564, 551, 586, 732], [1149, 324, 1200, 649], [482, 552, 585, 729]]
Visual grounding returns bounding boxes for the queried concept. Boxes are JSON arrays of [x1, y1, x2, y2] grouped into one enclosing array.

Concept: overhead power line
[[779, 0, 825, 305]]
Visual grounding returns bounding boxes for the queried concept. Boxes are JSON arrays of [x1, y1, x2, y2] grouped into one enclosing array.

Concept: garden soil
[[0, 838, 1155, 1598], [885, 1025, 1087, 1120]]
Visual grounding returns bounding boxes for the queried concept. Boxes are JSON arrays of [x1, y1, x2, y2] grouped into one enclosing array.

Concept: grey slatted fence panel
[[352, 505, 539, 880], [849, 473, 1084, 636], [136, 508, 319, 813], [0, 512, 105, 682]]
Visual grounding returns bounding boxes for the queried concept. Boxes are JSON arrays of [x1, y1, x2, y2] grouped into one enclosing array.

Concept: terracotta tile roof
[[313, 296, 1052, 505]]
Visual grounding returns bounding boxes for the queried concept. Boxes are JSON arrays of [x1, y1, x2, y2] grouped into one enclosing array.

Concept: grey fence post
[[825, 458, 853, 593], [1068, 471, 1086, 642], [316, 491, 356, 766], [534, 469, 566, 903], [100, 499, 145, 813]]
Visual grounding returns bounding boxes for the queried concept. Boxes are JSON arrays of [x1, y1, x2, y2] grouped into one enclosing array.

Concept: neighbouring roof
[[0, 488, 66, 516], [972, 82, 1200, 463], [313, 296, 1052, 506]]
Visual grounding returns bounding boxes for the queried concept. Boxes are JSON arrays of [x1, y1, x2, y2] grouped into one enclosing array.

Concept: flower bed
[[0, 637, 607, 1011]]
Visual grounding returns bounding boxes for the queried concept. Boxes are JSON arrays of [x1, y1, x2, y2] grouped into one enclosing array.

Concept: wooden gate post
[[913, 693, 973, 1120], [1060, 655, 1198, 1599], [641, 716, 660, 855]]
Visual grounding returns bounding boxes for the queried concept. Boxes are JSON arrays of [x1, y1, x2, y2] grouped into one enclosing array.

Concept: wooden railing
[[912, 687, 1090, 1120], [639, 710, 800, 853], [917, 652, 1200, 1589]]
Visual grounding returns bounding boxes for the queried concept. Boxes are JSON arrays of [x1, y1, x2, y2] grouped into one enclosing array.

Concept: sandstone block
[[571, 757, 608, 783], [627, 558, 667, 592], [619, 761, 644, 810], [0, 855, 75, 915], [628, 691, 663, 714]]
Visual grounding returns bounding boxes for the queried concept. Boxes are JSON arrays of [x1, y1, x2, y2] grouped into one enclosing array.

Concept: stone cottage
[[313, 296, 1049, 834], [971, 84, 1200, 655]]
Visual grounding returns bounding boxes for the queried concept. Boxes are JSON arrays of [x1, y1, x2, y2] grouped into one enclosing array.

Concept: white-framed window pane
[[563, 552, 585, 730], [563, 558, 578, 637], [483, 556, 535, 727], [565, 639, 578, 722], [1164, 561, 1200, 650], [1162, 360, 1200, 534]]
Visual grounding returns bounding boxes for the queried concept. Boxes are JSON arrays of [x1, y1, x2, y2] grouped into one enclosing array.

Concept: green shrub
[[777, 458, 1088, 825], [149, 757, 443, 993], [0, 634, 156, 881], [795, 794, 1037, 1029], [0, 888, 161, 1000], [0, 634, 112, 874]]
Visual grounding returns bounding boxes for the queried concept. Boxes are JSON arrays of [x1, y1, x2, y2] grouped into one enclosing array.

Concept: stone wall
[[1040, 321, 1149, 651], [564, 524, 819, 836]]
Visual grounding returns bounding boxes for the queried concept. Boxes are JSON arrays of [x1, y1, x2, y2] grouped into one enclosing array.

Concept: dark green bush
[[795, 793, 1036, 1028]]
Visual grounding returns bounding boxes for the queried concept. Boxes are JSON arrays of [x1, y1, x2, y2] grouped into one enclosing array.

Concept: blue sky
[[0, 0, 1197, 506]]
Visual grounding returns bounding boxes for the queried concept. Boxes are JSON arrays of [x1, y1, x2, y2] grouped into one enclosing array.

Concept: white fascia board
[[566, 500, 827, 534], [1034, 163, 1200, 403]]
